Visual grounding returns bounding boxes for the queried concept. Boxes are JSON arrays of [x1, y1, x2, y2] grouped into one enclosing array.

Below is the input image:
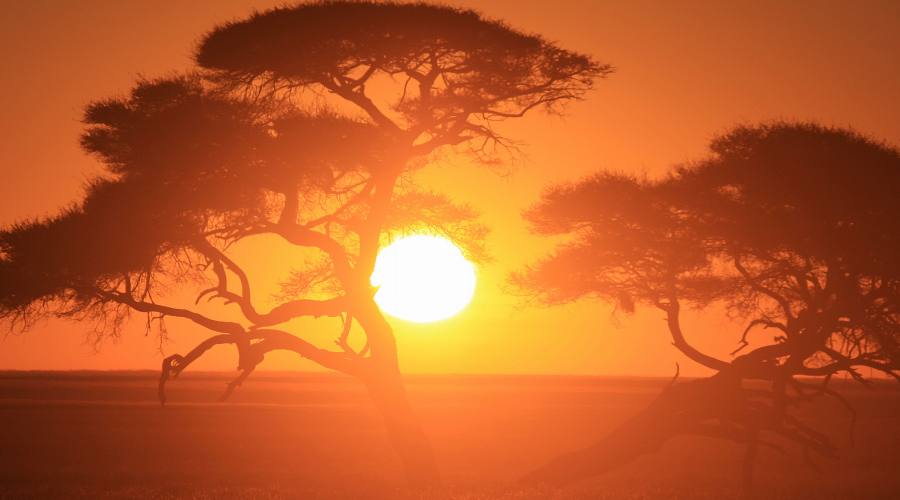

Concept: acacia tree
[[513, 122, 900, 492], [0, 1, 608, 486]]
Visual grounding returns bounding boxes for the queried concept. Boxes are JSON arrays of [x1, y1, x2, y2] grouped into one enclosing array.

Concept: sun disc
[[371, 235, 476, 323]]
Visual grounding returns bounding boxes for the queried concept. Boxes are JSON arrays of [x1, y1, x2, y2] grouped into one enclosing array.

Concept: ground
[[0, 371, 898, 499]]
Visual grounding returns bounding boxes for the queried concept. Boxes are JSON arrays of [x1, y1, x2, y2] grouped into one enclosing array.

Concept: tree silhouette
[[0, 1, 608, 486], [513, 122, 900, 493]]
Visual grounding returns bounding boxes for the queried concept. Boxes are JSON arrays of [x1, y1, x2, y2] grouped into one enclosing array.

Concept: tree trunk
[[354, 297, 440, 487], [365, 368, 440, 487], [521, 374, 741, 486]]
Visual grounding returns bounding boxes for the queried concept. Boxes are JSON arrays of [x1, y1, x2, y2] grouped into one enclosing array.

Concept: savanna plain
[[0, 372, 897, 500]]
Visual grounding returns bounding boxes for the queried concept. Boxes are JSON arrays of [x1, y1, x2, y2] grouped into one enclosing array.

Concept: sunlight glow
[[371, 235, 476, 323]]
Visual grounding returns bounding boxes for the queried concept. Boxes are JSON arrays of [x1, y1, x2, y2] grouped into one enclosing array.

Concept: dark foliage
[[1, 1, 607, 486], [197, 1, 609, 155], [515, 122, 900, 488], [0, 75, 386, 329]]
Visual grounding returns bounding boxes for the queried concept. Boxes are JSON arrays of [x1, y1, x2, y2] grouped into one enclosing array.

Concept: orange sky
[[1, 0, 899, 376]]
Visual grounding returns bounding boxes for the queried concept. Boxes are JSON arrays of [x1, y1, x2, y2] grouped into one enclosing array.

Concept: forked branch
[[158, 328, 366, 405]]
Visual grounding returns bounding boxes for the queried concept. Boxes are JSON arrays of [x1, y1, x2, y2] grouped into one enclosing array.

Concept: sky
[[1, 0, 899, 376]]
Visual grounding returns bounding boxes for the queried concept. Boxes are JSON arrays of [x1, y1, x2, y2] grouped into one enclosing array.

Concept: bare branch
[[321, 78, 402, 133], [664, 296, 730, 371], [158, 333, 237, 405], [732, 318, 789, 356], [99, 291, 244, 336], [254, 297, 347, 327], [251, 328, 364, 376]]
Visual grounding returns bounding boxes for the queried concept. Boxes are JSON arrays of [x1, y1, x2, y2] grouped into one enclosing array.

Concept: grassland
[[0, 372, 897, 499]]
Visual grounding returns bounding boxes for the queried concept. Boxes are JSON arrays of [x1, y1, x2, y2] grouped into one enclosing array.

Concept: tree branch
[[664, 296, 730, 371], [253, 297, 347, 327], [159, 333, 237, 405], [99, 291, 244, 336], [321, 77, 402, 133], [734, 255, 795, 321], [251, 328, 364, 376], [275, 223, 356, 286], [732, 318, 789, 356]]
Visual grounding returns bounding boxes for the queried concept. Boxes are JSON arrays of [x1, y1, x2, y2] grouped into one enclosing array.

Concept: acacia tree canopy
[[197, 1, 609, 155], [514, 122, 900, 485], [0, 2, 607, 486], [517, 122, 900, 374]]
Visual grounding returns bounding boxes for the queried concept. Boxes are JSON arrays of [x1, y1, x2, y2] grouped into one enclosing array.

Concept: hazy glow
[[371, 235, 476, 323]]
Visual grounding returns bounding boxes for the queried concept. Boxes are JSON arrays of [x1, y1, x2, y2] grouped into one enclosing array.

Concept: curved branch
[[732, 318, 789, 356], [195, 241, 259, 317], [251, 328, 364, 376], [99, 291, 244, 336], [224, 222, 355, 285], [159, 327, 366, 405], [321, 78, 402, 133], [158, 333, 237, 405], [195, 240, 348, 327], [275, 223, 355, 285], [253, 297, 347, 327], [665, 297, 730, 371]]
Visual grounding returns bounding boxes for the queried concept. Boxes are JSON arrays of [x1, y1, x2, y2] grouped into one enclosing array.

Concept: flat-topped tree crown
[[197, 1, 609, 153], [677, 123, 900, 274]]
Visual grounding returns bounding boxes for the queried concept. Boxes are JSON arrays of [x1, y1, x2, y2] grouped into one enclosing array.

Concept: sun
[[371, 235, 477, 323]]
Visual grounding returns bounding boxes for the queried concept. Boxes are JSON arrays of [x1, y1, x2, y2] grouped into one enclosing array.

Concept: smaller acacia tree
[[0, 1, 608, 486], [513, 122, 900, 492]]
